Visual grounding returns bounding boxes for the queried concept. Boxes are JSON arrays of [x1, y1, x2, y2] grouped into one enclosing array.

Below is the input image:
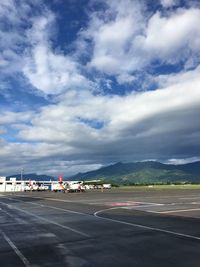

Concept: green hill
[[70, 161, 200, 184]]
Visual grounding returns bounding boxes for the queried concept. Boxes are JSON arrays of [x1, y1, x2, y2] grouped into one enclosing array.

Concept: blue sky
[[0, 0, 200, 176]]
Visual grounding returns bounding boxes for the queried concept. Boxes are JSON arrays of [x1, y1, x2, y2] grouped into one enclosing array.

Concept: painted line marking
[[123, 204, 164, 209], [4, 196, 164, 215], [90, 200, 164, 207], [12, 195, 80, 203], [2, 194, 75, 203], [2, 196, 90, 217], [158, 208, 200, 214], [9, 194, 165, 206], [44, 197, 76, 203], [0, 201, 90, 238], [180, 197, 200, 200], [1, 230, 32, 267], [1, 196, 165, 220], [94, 207, 200, 241], [108, 202, 164, 208], [5, 196, 200, 239]]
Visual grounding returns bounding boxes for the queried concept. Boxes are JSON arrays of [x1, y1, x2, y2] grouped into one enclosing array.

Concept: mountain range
[[70, 161, 200, 184], [6, 173, 56, 181], [7, 161, 200, 184]]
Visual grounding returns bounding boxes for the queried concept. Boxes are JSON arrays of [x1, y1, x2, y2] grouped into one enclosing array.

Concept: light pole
[[21, 168, 24, 191]]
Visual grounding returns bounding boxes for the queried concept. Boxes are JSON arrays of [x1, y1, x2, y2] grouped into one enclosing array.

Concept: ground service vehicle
[[103, 184, 111, 189], [51, 182, 65, 192], [67, 181, 85, 192]]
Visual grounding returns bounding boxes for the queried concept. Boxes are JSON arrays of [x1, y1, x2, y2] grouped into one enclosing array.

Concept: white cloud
[[0, 1, 47, 75], [1, 0, 200, 176], [142, 8, 200, 60], [117, 73, 136, 84], [84, 2, 200, 83], [166, 157, 200, 165], [0, 0, 90, 96], [160, 0, 178, 8], [157, 64, 200, 87], [0, 111, 33, 125], [0, 1, 28, 73], [24, 44, 89, 95], [85, 0, 145, 77], [23, 12, 92, 95], [2, 65, 196, 175], [1, 64, 200, 175]]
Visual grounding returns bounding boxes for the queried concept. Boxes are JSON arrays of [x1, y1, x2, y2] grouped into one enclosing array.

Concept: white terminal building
[[0, 176, 111, 192], [0, 176, 84, 192], [0, 176, 23, 192], [0, 176, 51, 192]]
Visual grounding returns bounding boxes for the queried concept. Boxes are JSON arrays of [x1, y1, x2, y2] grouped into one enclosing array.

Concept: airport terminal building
[[0, 176, 51, 192], [0, 176, 111, 192], [0, 176, 23, 192]]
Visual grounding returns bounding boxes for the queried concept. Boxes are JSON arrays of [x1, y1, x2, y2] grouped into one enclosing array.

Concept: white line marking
[[4, 196, 200, 240], [1, 230, 32, 267], [9, 194, 165, 206], [2, 196, 162, 226], [44, 197, 76, 203], [159, 208, 200, 214], [47, 197, 112, 203], [180, 197, 200, 200], [13, 195, 77, 203], [41, 205, 89, 216], [2, 196, 90, 217], [90, 201, 164, 206], [94, 208, 200, 241], [127, 201, 163, 206], [4, 196, 164, 216], [123, 204, 163, 209], [0, 201, 90, 238]]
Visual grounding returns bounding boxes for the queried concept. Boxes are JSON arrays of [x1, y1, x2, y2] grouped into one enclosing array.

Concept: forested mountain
[[70, 161, 200, 184]]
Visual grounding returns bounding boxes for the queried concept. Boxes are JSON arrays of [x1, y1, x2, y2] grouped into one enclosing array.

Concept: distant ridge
[[6, 173, 56, 181], [69, 161, 200, 184], [6, 161, 200, 184]]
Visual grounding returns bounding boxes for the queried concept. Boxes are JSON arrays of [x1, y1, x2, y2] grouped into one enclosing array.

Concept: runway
[[0, 188, 200, 266]]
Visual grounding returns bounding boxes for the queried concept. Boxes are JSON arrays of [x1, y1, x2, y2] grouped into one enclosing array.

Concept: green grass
[[117, 184, 200, 190]]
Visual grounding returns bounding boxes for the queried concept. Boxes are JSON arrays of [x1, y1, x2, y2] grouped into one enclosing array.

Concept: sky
[[0, 0, 200, 176]]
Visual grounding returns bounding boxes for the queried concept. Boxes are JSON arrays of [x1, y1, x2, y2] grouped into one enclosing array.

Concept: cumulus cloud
[[23, 43, 89, 95], [23, 13, 90, 95], [160, 0, 179, 8], [142, 8, 200, 61], [0, 0, 29, 73], [85, 0, 145, 78], [0, 0, 91, 97], [0, 65, 196, 175], [84, 1, 200, 84], [1, 0, 200, 176], [0, 111, 33, 125], [157, 64, 200, 87]]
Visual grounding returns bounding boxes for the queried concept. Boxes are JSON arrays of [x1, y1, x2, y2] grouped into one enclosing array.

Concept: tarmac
[[0, 188, 200, 266]]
